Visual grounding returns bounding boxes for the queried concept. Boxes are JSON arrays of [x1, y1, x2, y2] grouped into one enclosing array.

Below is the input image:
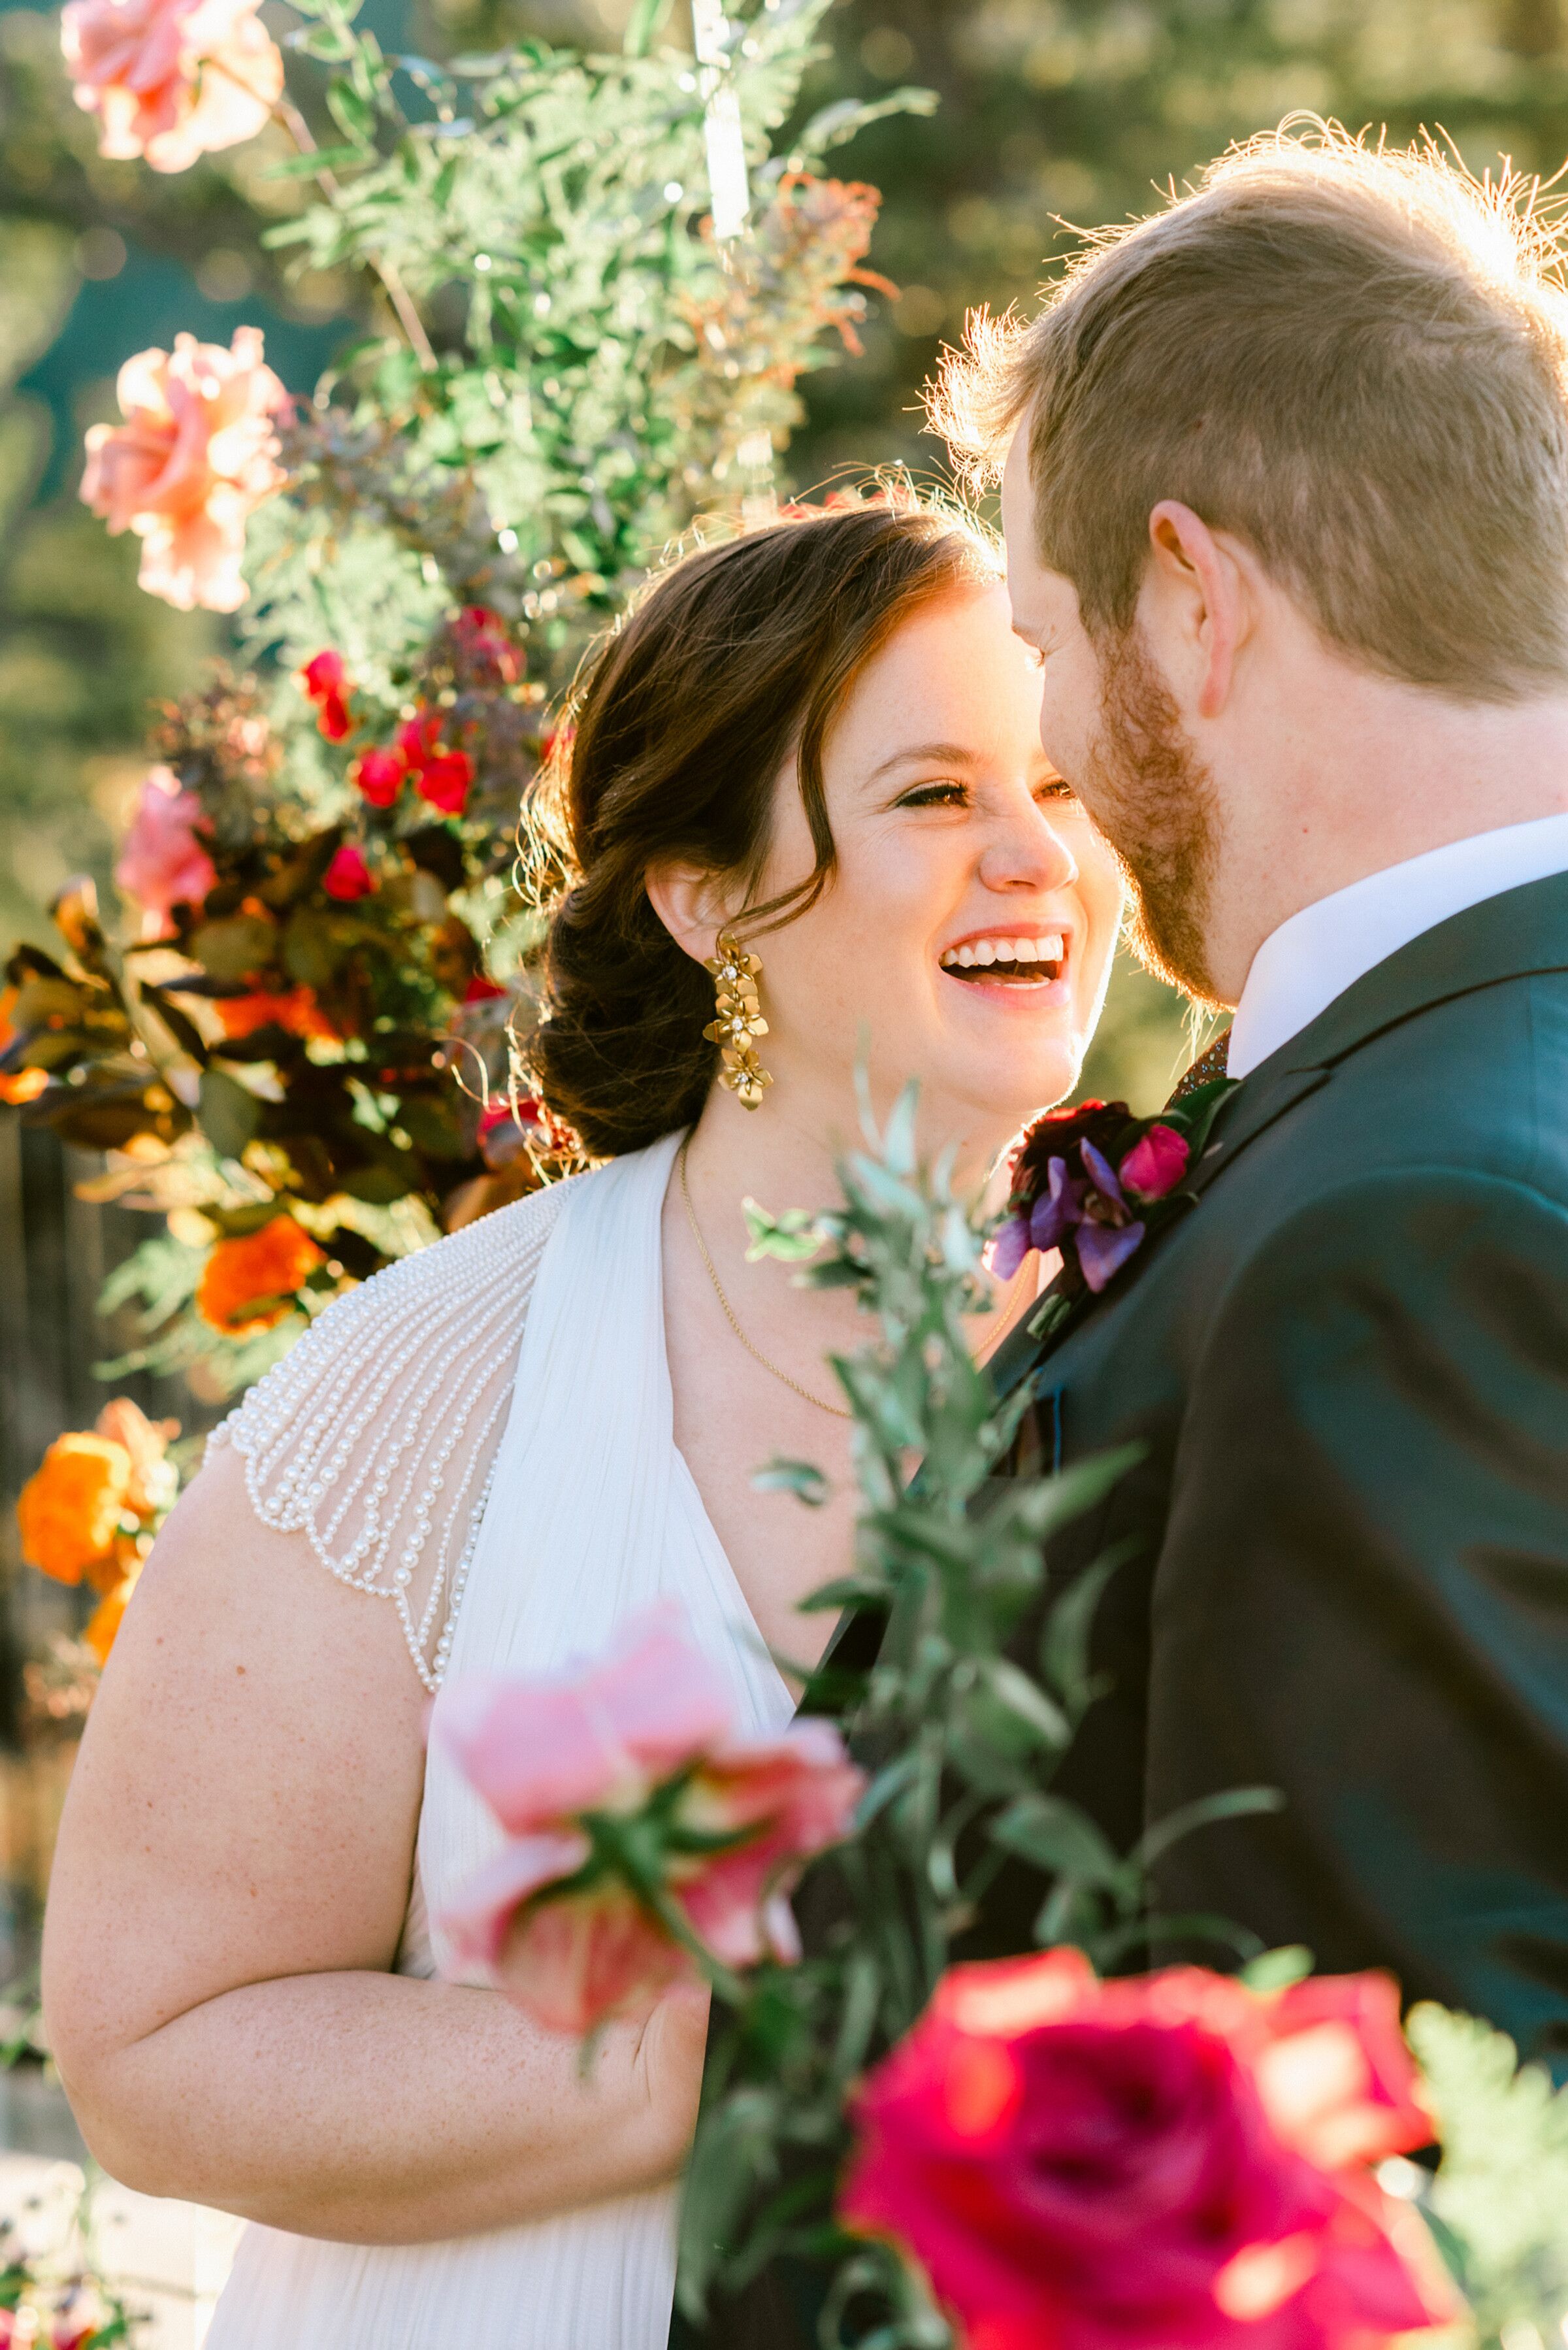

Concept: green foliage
[[676, 1086, 1276, 2334], [1408, 2001, 1568, 2349]]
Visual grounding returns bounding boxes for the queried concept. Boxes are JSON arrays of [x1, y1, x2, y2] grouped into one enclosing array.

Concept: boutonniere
[[985, 1078, 1239, 1324]]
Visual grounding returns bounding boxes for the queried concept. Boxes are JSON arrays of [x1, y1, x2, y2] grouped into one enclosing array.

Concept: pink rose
[[351, 747, 404, 808], [300, 650, 352, 742], [61, 0, 282, 173], [80, 327, 287, 612], [433, 1606, 864, 2034], [114, 763, 216, 932], [322, 842, 375, 901], [1118, 1120, 1191, 1202], [841, 1949, 1445, 2350]]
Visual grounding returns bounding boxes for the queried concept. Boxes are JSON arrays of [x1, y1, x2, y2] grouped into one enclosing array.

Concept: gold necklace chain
[[677, 1139, 853, 1420]]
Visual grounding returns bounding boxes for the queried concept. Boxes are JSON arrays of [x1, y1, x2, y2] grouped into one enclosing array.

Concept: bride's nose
[[977, 804, 1079, 895]]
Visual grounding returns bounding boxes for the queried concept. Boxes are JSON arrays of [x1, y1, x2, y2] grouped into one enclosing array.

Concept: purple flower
[[1079, 1139, 1126, 1210], [984, 1210, 1033, 1281], [1076, 1216, 1147, 1291], [1029, 1157, 1086, 1253]]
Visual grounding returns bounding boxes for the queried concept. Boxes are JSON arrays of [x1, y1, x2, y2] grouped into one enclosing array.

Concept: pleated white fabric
[[204, 1130, 793, 2349]]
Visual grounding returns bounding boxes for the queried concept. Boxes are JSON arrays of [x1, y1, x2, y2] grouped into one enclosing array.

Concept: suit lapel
[[990, 867, 1568, 1400]]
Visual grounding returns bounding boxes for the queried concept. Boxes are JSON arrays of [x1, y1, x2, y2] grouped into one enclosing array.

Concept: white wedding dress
[[200, 1129, 793, 2348]]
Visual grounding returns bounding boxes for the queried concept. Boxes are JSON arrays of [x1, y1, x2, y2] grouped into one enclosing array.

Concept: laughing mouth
[[939, 933, 1065, 985]]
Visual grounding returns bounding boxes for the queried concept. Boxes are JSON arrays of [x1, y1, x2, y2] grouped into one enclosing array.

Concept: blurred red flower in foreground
[[841, 1948, 1446, 2350], [433, 1605, 863, 2032], [299, 650, 353, 742]]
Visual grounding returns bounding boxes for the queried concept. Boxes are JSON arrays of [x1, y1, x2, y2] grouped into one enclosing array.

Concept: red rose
[[300, 650, 352, 742], [323, 842, 375, 901], [416, 747, 474, 816], [841, 1950, 1443, 2350], [352, 746, 404, 808]]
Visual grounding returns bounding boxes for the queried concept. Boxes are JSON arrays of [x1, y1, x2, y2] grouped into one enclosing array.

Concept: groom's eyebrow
[[866, 741, 979, 781]]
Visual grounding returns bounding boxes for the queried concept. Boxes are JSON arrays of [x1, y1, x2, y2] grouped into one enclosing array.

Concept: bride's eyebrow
[[865, 741, 979, 784]]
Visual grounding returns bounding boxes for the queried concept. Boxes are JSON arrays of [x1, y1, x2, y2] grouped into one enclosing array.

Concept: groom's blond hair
[[936, 122, 1568, 701]]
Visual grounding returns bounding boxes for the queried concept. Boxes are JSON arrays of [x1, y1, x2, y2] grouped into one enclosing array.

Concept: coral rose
[[434, 1606, 864, 2033], [195, 1216, 326, 1338], [18, 1434, 131, 1586], [61, 0, 282, 174], [115, 764, 217, 932], [841, 1949, 1444, 2350], [93, 1397, 179, 1518], [80, 327, 287, 612]]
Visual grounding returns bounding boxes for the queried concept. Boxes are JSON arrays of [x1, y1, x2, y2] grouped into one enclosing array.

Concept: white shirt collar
[[1226, 811, 1568, 1080]]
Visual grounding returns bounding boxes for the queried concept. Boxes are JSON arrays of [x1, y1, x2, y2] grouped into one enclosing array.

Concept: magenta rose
[[840, 1949, 1443, 2350]]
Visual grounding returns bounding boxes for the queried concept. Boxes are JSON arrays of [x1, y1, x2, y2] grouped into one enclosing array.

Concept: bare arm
[[41, 1439, 706, 2243]]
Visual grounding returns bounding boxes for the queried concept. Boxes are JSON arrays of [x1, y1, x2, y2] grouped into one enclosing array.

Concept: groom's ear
[[644, 859, 736, 967], [1144, 500, 1254, 721]]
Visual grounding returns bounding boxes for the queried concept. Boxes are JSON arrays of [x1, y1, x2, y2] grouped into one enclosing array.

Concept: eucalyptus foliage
[[676, 1088, 1278, 2342]]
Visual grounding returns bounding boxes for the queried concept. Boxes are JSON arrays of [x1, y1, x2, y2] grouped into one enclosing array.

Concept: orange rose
[[195, 1216, 326, 1338], [18, 1434, 132, 1586], [84, 1568, 142, 1664], [215, 986, 335, 1042]]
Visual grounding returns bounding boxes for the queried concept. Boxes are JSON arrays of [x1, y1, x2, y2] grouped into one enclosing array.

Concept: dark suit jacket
[[983, 868, 1568, 2063], [672, 870, 1568, 2345]]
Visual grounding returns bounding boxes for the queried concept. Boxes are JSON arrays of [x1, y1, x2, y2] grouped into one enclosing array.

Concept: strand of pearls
[[212, 1181, 570, 1691]]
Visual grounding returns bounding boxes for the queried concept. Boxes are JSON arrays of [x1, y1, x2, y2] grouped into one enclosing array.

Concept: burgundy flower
[[451, 603, 522, 687]]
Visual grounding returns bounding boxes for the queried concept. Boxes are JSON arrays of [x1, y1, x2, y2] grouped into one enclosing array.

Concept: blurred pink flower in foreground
[[80, 327, 287, 612], [114, 765, 217, 932], [433, 1606, 864, 2033], [61, 0, 282, 174], [841, 1947, 1447, 2350]]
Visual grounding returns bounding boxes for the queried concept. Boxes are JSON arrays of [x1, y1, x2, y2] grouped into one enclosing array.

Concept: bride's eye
[[893, 779, 968, 810]]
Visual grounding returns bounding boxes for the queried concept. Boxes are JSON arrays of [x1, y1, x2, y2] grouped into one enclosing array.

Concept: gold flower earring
[[703, 929, 772, 1109]]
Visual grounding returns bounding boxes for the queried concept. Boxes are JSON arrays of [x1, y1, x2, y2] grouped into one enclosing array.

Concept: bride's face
[[752, 582, 1124, 1157]]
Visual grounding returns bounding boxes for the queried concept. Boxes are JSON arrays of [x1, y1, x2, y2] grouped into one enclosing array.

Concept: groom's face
[[1001, 429, 1222, 1003]]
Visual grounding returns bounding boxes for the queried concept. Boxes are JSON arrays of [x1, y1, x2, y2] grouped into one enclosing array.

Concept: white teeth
[[941, 933, 1068, 971]]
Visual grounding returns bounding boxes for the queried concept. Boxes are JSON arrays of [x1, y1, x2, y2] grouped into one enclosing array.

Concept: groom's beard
[[1080, 625, 1225, 1007]]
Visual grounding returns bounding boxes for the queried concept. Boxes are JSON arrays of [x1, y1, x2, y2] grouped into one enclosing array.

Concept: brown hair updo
[[521, 493, 1000, 1159]]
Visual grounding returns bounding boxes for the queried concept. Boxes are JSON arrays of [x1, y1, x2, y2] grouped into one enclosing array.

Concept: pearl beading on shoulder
[[210, 1180, 570, 1691]]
